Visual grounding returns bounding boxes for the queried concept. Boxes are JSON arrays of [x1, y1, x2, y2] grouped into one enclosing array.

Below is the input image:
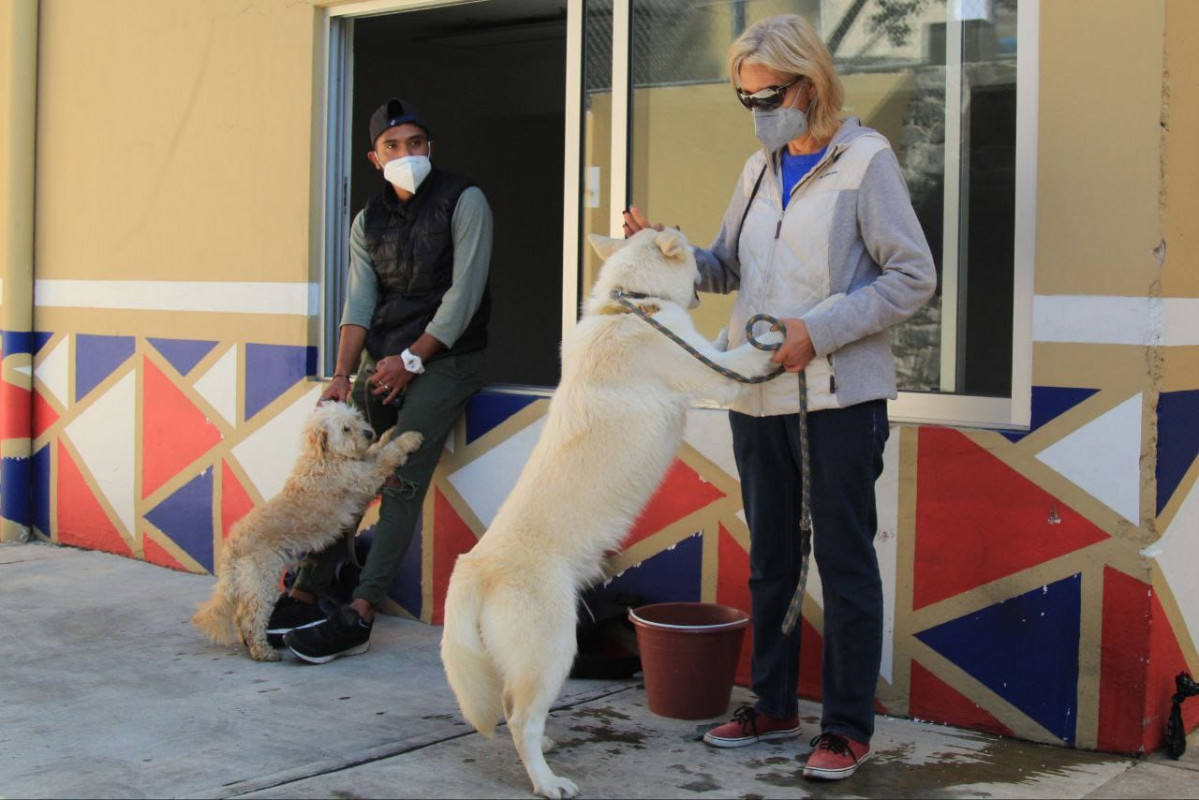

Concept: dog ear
[[305, 425, 329, 459], [588, 233, 628, 261], [654, 229, 687, 261]]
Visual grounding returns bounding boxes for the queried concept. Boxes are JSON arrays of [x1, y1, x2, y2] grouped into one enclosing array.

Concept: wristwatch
[[400, 348, 425, 375]]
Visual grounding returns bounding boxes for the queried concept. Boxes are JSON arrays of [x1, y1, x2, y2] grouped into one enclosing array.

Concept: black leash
[[611, 290, 812, 635]]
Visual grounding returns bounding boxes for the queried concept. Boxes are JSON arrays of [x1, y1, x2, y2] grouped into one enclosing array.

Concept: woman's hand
[[369, 355, 416, 405], [621, 205, 672, 238], [772, 317, 817, 373], [320, 375, 352, 403]]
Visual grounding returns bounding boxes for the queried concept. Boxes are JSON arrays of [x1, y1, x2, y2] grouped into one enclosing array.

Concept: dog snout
[[363, 427, 376, 442]]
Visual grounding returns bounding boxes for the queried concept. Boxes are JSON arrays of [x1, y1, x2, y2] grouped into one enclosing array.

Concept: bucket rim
[[628, 603, 750, 633]]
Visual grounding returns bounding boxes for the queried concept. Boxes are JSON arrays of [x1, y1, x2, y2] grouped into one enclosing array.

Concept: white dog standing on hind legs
[[192, 401, 422, 662], [440, 228, 782, 799]]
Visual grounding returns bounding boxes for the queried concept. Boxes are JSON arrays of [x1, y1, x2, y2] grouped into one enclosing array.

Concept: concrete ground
[[3, 541, 1197, 800]]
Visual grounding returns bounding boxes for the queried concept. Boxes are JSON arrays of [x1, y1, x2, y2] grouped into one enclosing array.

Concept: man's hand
[[320, 375, 352, 403], [369, 355, 416, 405], [771, 317, 817, 373]]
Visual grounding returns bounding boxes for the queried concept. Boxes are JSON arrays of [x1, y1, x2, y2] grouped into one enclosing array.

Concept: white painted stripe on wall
[[1033, 295, 1199, 346], [34, 280, 319, 316]]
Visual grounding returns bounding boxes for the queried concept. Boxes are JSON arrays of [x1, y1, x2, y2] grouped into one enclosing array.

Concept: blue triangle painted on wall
[[603, 532, 704, 605], [1156, 389, 1199, 516], [1030, 386, 1099, 431], [31, 445, 50, 538], [147, 338, 219, 377], [75, 334, 136, 402], [465, 391, 542, 444], [1, 456, 31, 526], [145, 467, 215, 572], [33, 331, 54, 355], [2, 330, 33, 356], [243, 344, 315, 420], [915, 573, 1082, 744]]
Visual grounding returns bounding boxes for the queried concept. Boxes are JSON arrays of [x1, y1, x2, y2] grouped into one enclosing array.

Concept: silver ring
[[381, 384, 390, 390]]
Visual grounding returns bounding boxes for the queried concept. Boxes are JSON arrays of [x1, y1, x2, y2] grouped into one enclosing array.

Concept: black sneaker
[[284, 605, 372, 664], [266, 594, 324, 648]]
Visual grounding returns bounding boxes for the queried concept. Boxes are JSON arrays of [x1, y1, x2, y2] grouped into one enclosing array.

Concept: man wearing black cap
[[270, 97, 492, 663]]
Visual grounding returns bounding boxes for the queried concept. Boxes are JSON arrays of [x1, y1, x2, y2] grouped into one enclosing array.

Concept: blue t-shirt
[[781, 147, 827, 209]]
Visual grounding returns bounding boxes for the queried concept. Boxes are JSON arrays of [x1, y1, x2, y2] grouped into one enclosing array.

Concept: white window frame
[[315, 0, 496, 375], [317, 0, 1036, 430]]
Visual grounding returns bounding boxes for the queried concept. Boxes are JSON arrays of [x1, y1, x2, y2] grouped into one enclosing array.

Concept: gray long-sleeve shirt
[[341, 186, 493, 349]]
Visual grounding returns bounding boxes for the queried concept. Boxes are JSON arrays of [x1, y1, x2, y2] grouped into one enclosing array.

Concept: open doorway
[[341, 1, 568, 388]]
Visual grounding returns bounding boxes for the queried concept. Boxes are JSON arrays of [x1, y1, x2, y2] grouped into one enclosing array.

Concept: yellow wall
[[33, 0, 323, 344], [1162, 0, 1199, 299], [1035, 0, 1166, 297]]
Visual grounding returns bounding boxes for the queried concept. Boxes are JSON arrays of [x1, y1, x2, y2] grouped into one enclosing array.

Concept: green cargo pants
[[292, 349, 485, 608]]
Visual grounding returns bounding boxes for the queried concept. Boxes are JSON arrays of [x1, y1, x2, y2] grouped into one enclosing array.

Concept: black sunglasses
[[735, 76, 803, 110]]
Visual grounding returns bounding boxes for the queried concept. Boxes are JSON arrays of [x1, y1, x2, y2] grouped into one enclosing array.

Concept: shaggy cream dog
[[192, 401, 422, 661], [441, 228, 781, 799]]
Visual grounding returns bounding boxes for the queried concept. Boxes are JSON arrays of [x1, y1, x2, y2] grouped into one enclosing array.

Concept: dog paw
[[534, 776, 578, 799], [248, 643, 282, 662], [377, 427, 398, 446], [754, 329, 784, 348], [395, 430, 423, 452]]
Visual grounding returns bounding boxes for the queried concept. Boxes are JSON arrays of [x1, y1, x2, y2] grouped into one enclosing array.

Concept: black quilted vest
[[361, 167, 491, 361]]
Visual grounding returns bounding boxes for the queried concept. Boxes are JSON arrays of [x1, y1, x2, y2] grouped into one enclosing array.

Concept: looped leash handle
[[745, 313, 785, 351]]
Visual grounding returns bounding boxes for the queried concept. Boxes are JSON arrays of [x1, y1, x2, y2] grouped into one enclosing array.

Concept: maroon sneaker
[[703, 704, 801, 748], [802, 732, 872, 780]]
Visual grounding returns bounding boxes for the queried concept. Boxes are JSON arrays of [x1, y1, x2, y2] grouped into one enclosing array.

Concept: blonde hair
[[728, 14, 845, 143]]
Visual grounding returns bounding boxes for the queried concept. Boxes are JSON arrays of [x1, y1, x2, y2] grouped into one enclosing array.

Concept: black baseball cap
[[368, 98, 430, 147]]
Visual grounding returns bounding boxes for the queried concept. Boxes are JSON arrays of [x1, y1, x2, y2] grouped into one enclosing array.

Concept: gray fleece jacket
[[696, 118, 937, 416]]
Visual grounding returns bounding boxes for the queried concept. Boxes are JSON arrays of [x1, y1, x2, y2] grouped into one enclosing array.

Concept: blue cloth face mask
[[753, 105, 808, 152]]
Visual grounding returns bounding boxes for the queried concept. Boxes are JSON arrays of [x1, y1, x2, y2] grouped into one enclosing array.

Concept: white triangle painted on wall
[[1036, 392, 1143, 522], [34, 336, 70, 408], [230, 385, 324, 502], [64, 370, 137, 539], [1144, 477, 1199, 661], [446, 417, 545, 528], [194, 345, 238, 426], [683, 407, 739, 480]]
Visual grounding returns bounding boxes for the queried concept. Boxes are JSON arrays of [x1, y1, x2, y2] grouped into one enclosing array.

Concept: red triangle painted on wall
[[716, 525, 754, 686], [1144, 579, 1199, 752], [623, 459, 726, 549], [914, 428, 1109, 609], [142, 357, 223, 499], [221, 461, 256, 541], [32, 389, 59, 439], [431, 488, 479, 625], [1, 381, 31, 439], [1099, 566, 1199, 753], [57, 441, 131, 556], [910, 659, 1015, 737], [143, 533, 189, 572], [1098, 566, 1154, 753]]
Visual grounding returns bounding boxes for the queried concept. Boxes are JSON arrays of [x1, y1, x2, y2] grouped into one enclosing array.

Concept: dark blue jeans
[[730, 400, 888, 743]]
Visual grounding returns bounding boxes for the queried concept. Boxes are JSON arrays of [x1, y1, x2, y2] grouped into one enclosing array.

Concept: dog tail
[[440, 557, 503, 737], [191, 571, 240, 645]]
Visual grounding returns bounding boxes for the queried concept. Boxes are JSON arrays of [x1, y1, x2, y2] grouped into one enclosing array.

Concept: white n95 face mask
[[383, 155, 432, 193]]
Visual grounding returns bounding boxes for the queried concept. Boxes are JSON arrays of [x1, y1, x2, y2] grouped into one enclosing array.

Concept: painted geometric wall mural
[[7, 327, 1198, 758]]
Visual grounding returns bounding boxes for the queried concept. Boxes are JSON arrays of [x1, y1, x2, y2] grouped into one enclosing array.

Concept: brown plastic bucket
[[628, 602, 750, 720]]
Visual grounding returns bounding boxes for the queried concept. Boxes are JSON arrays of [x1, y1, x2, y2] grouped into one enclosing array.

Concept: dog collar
[[608, 289, 660, 316]]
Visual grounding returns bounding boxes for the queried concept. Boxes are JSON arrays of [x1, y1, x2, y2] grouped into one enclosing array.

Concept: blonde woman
[[625, 14, 935, 781]]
